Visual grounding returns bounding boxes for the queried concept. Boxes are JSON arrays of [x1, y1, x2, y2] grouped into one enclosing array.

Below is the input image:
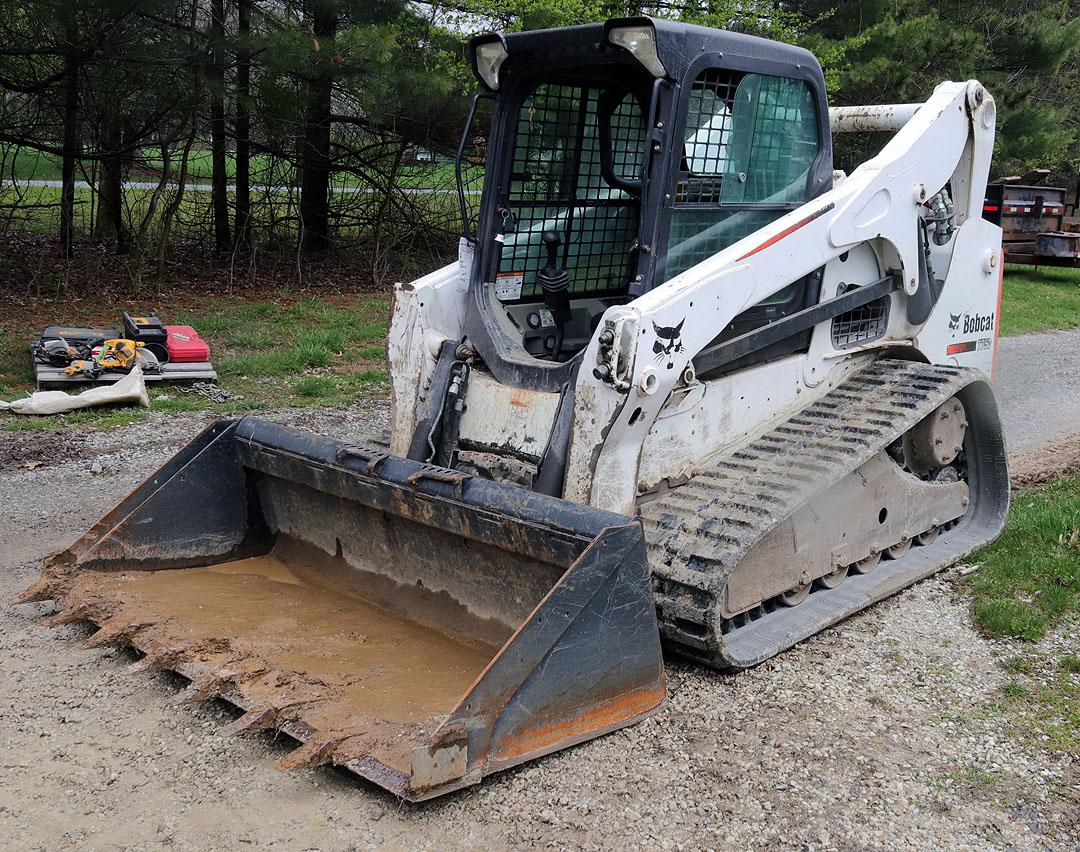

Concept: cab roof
[[468, 16, 822, 89]]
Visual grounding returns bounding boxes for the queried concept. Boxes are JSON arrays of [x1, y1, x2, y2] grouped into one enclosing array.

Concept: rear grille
[[832, 295, 889, 348]]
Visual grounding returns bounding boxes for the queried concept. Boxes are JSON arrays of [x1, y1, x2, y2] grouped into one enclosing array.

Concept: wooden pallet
[[34, 360, 217, 389]]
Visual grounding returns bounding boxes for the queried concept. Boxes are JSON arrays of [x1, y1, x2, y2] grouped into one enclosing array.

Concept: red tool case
[[165, 325, 210, 363]]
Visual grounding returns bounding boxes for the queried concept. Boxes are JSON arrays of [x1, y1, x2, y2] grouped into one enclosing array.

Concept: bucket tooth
[[11, 577, 59, 605], [82, 616, 146, 649], [172, 671, 229, 706], [174, 659, 267, 707], [223, 704, 282, 736], [43, 601, 106, 628], [14, 551, 79, 604], [126, 648, 182, 675], [276, 735, 342, 772], [41, 612, 77, 629]]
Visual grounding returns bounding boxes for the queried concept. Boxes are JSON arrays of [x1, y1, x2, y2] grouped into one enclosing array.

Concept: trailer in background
[[983, 173, 1080, 269]]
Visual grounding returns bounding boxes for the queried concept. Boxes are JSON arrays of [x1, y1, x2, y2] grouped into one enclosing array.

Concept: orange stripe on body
[[736, 202, 835, 261]]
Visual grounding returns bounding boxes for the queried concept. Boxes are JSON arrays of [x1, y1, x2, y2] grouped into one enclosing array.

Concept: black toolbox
[[122, 312, 169, 359]]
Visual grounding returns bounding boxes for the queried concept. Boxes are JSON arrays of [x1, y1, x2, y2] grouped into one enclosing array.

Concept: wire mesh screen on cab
[[496, 83, 646, 303]]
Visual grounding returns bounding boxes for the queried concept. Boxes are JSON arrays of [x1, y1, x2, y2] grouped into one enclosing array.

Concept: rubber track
[[641, 359, 1008, 670]]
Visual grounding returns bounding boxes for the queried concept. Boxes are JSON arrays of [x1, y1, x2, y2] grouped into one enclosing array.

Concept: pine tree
[[793, 0, 1080, 178]]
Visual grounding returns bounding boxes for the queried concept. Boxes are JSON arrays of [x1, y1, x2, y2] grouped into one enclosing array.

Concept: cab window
[[666, 70, 819, 284]]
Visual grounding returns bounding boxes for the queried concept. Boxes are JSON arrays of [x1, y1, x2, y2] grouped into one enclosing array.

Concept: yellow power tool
[[65, 338, 143, 377]]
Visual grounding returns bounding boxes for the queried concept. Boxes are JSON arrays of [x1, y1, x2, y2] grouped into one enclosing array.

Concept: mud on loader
[[20, 18, 1009, 800]]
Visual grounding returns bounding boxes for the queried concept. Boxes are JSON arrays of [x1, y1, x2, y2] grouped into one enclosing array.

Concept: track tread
[[644, 359, 998, 669]]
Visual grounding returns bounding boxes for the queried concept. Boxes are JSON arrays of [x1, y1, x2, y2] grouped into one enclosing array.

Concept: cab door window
[[665, 70, 820, 284]]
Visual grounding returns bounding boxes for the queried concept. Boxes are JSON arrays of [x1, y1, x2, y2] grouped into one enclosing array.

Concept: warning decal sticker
[[495, 272, 524, 301]]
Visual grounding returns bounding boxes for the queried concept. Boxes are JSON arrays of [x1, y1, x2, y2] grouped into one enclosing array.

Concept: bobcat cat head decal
[[652, 319, 685, 369]]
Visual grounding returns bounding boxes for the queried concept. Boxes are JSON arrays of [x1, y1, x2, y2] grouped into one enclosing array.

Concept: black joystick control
[[536, 230, 572, 330]]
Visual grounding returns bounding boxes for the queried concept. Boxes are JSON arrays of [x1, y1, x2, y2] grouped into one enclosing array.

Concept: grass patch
[[1004, 655, 1035, 675], [2, 292, 391, 432], [956, 765, 1002, 790], [988, 651, 1080, 754], [966, 476, 1080, 642], [933, 762, 1019, 803], [0, 178, 461, 245], [294, 375, 336, 398], [1, 406, 146, 432], [1000, 264, 1080, 336], [165, 296, 391, 407], [1001, 681, 1030, 699], [150, 395, 204, 414], [3, 146, 460, 186]]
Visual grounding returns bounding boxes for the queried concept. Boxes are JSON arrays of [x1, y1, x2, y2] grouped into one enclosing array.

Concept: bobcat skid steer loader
[[20, 18, 1009, 800]]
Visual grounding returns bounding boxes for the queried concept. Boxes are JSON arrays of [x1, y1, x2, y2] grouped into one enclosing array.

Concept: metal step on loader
[[20, 17, 1009, 801]]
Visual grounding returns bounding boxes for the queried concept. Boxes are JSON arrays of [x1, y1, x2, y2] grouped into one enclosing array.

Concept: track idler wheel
[[851, 551, 882, 575], [905, 398, 968, 475]]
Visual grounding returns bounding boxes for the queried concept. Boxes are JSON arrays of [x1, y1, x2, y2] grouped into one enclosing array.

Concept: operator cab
[[459, 18, 833, 391]]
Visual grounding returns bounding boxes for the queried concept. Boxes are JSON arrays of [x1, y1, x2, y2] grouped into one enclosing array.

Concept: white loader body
[[391, 80, 1002, 515]]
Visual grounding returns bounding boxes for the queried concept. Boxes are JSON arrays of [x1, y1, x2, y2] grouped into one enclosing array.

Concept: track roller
[[779, 580, 811, 606], [851, 551, 882, 574], [915, 525, 941, 546], [884, 538, 912, 560], [815, 564, 849, 590]]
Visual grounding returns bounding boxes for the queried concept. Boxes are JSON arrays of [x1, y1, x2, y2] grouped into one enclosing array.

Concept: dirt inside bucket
[[62, 549, 501, 775]]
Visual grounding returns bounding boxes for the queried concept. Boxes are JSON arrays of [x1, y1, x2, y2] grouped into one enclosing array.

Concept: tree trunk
[[158, 129, 197, 276], [210, 0, 230, 255], [137, 143, 172, 246], [59, 12, 80, 259], [299, 3, 336, 253], [234, 0, 252, 251], [93, 117, 127, 251], [158, 0, 201, 275]]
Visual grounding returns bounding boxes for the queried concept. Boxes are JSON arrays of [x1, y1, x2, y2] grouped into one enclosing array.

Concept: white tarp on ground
[[0, 365, 149, 415]]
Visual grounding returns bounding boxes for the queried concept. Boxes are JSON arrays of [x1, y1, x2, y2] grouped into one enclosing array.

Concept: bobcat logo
[[652, 319, 685, 369], [948, 313, 962, 331]]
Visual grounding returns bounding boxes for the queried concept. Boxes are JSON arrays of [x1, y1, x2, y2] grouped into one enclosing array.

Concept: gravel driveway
[[996, 326, 1080, 454], [2, 339, 1078, 850]]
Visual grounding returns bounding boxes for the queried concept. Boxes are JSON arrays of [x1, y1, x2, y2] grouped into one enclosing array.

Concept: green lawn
[[5, 146, 289, 183], [1, 294, 390, 432], [1000, 264, 1080, 336], [967, 476, 1080, 642], [3, 146, 460, 189], [0, 181, 460, 248], [964, 477, 1079, 755]]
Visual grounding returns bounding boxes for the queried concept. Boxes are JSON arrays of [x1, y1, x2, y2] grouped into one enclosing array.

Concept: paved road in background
[[997, 327, 1080, 454], [2, 178, 476, 196]]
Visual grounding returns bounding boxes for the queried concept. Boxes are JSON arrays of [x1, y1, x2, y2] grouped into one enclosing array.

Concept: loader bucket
[[19, 418, 665, 800]]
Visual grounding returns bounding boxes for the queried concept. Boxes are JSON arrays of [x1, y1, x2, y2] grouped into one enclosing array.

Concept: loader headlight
[[607, 25, 667, 78], [474, 39, 509, 91]]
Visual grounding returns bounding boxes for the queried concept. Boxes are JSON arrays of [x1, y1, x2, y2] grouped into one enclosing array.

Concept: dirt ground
[[1010, 433, 1080, 489], [2, 403, 1078, 851]]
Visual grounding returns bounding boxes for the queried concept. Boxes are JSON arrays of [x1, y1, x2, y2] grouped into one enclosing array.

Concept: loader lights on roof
[[607, 25, 667, 78], [475, 40, 509, 90]]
